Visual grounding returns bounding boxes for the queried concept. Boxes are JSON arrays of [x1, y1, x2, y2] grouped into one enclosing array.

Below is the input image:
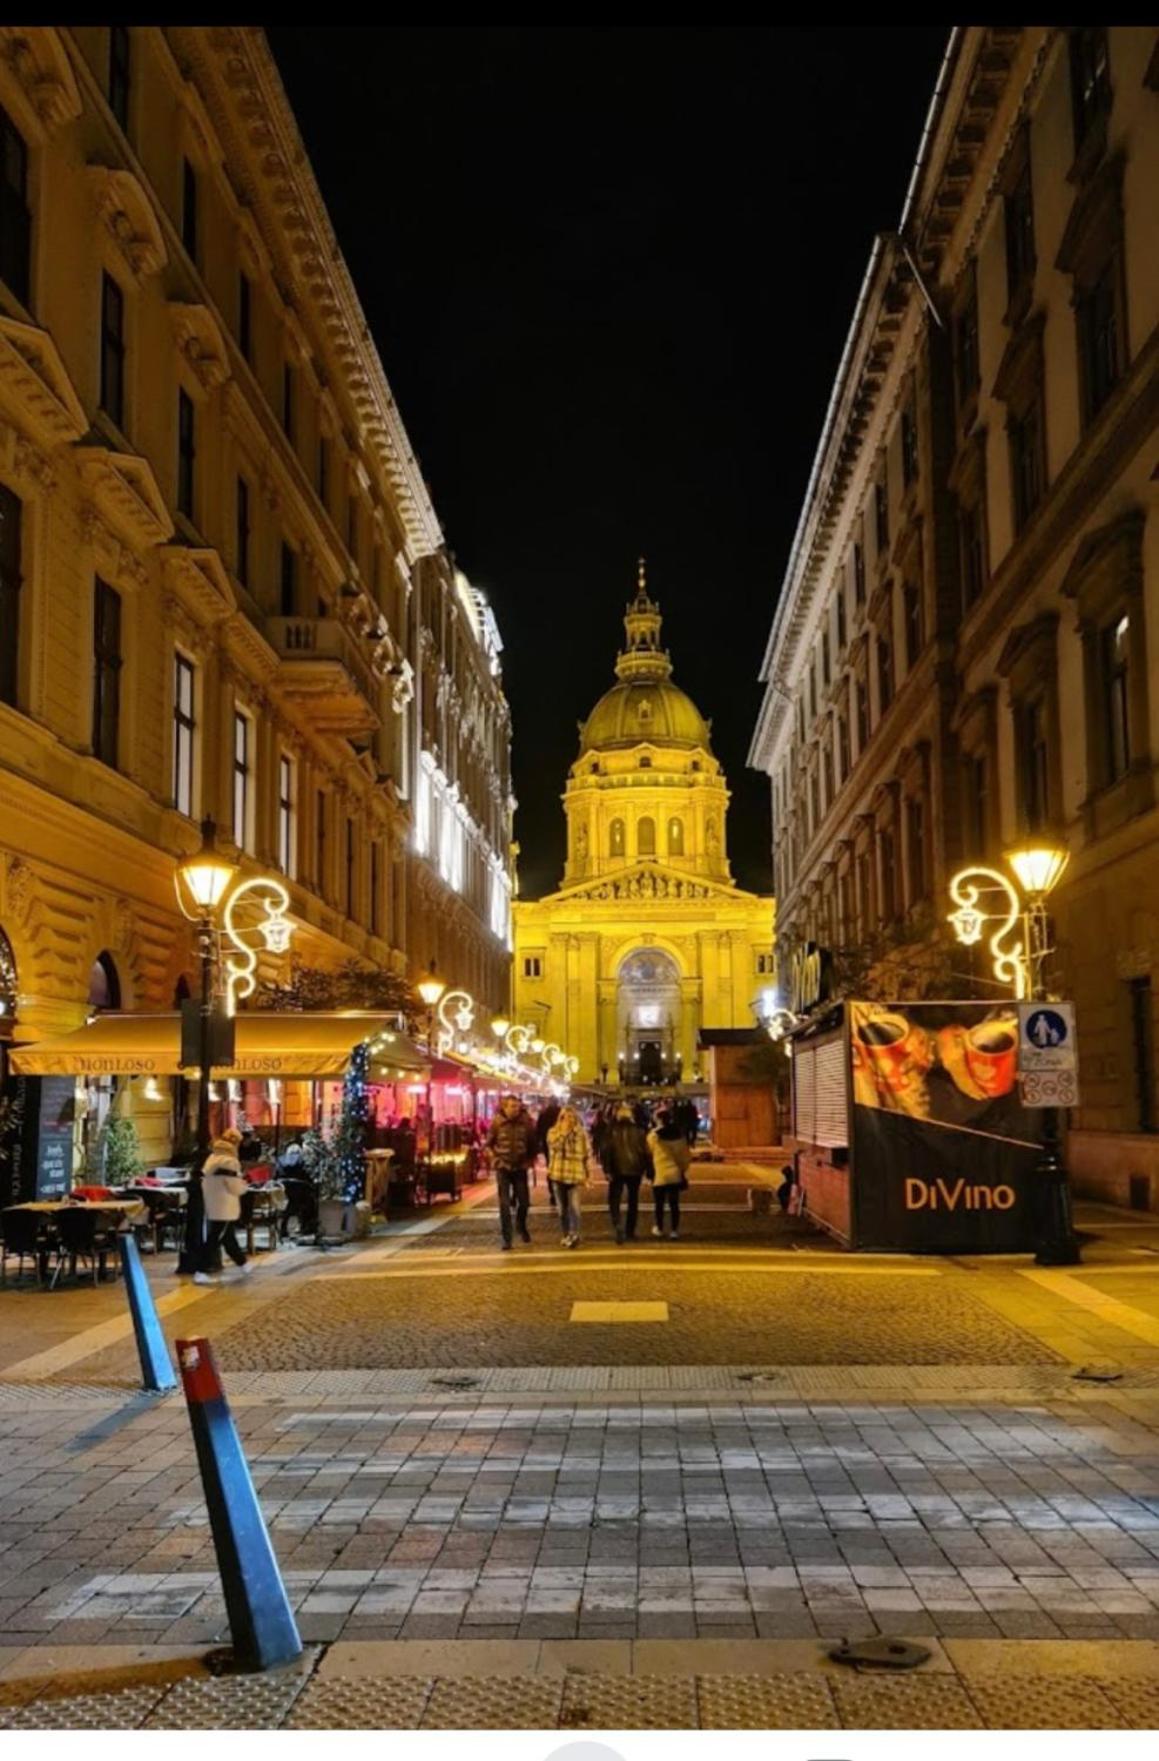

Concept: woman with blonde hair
[[546, 1104, 592, 1249]]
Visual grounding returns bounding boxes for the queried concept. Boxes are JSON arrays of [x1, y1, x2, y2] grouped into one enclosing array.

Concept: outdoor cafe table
[[2, 1198, 147, 1284]]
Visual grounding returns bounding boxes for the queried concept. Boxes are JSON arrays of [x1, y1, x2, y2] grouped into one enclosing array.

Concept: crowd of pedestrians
[[483, 1091, 701, 1250]]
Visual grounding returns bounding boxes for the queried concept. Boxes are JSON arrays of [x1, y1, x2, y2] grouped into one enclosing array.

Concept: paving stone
[[966, 1674, 1128, 1730], [560, 1671, 698, 1730], [423, 1675, 563, 1728], [289, 1675, 433, 1729], [832, 1675, 984, 1730]]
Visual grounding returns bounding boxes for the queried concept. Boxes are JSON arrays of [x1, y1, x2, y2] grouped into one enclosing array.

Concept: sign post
[[1017, 1002, 1079, 1108]]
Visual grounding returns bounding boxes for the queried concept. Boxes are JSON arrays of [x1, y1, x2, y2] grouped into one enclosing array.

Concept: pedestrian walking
[[195, 1127, 251, 1283], [599, 1101, 650, 1243], [647, 1107, 691, 1240], [486, 1093, 537, 1249], [535, 1098, 561, 1208], [546, 1105, 592, 1248]]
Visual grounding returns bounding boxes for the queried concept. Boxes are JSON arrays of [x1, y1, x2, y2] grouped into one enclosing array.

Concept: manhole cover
[[830, 1637, 932, 1671], [429, 1375, 479, 1390], [735, 1370, 784, 1385]]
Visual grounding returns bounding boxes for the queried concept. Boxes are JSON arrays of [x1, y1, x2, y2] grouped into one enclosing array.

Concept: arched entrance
[[617, 948, 682, 1086]]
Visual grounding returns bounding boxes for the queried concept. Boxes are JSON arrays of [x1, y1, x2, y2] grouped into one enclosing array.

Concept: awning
[[9, 1012, 430, 1080]]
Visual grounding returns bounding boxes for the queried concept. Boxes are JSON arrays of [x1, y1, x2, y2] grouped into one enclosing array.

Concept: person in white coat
[[195, 1127, 252, 1284]]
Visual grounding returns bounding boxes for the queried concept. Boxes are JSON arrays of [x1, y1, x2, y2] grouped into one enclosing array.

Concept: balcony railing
[[266, 616, 379, 736]]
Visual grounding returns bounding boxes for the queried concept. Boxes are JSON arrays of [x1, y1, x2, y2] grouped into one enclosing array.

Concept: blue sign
[[1025, 1008, 1068, 1050]]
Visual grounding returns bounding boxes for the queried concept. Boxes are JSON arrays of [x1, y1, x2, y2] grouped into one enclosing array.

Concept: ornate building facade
[[513, 570, 773, 1087], [749, 27, 1159, 1207], [0, 27, 512, 1161]]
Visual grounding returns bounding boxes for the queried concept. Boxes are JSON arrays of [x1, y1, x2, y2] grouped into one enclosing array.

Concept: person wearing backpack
[[599, 1102, 650, 1243]]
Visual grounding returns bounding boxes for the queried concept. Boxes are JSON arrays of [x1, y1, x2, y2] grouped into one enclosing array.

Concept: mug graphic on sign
[[850, 1005, 935, 1116], [936, 1013, 1019, 1101]]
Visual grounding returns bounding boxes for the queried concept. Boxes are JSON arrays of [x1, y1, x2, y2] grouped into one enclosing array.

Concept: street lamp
[[948, 835, 1079, 1266], [490, 1016, 510, 1040], [174, 818, 294, 1271], [416, 963, 446, 1165]]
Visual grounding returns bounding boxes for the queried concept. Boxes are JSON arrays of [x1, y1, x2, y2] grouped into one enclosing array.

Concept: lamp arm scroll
[[947, 864, 1028, 999]]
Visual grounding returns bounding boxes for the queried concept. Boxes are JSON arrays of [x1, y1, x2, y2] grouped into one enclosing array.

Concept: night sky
[[267, 26, 948, 899]]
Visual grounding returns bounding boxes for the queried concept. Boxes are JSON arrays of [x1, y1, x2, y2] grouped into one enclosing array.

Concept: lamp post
[[948, 836, 1080, 1266], [417, 963, 446, 1164], [174, 817, 294, 1273]]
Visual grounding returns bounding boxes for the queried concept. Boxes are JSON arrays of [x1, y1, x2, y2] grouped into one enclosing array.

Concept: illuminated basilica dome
[[579, 568, 713, 754]]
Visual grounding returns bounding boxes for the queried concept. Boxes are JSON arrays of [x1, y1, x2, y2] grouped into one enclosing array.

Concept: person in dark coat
[[599, 1102, 651, 1243], [536, 1099, 562, 1210], [486, 1094, 538, 1248]]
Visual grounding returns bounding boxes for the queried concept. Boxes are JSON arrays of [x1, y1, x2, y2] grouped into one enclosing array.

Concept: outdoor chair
[[51, 1206, 121, 1288], [135, 1188, 185, 1255], [0, 1210, 52, 1286]]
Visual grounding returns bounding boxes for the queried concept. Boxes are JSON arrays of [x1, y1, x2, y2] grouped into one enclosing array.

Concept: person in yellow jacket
[[546, 1105, 592, 1249], [647, 1107, 691, 1240]]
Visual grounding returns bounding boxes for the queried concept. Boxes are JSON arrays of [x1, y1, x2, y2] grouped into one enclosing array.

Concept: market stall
[[789, 998, 1042, 1252]]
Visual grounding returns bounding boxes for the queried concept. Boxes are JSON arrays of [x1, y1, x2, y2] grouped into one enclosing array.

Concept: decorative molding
[[0, 314, 87, 447], [222, 610, 279, 681], [75, 446, 173, 551], [84, 511, 150, 594], [158, 544, 237, 627], [0, 419, 56, 495], [0, 27, 81, 143], [87, 164, 169, 283], [169, 301, 231, 391]]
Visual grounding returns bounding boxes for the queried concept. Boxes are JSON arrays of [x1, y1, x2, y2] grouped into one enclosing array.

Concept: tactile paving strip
[[288, 1675, 433, 1729], [966, 1676, 1128, 1731], [1102, 1680, 1159, 1729], [560, 1672, 698, 1730], [696, 1672, 840, 1729], [423, 1676, 563, 1729], [144, 1671, 308, 1729], [0, 1685, 166, 1729], [832, 1675, 983, 1730]]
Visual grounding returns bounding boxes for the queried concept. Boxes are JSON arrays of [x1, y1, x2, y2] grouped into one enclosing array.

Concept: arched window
[[88, 951, 121, 1011], [667, 817, 684, 857], [609, 818, 625, 858], [637, 816, 656, 857]]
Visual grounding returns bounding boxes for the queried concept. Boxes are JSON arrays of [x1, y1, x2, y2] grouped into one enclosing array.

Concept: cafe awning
[[9, 1012, 430, 1080]]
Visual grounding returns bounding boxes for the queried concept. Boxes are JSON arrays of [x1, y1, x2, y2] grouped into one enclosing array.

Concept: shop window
[[0, 481, 22, 708], [637, 816, 656, 857], [0, 103, 31, 307]]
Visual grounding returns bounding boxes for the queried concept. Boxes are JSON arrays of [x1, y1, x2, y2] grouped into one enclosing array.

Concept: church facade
[[513, 569, 774, 1087]]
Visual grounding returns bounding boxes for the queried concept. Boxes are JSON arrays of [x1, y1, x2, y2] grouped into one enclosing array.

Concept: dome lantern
[[577, 562, 713, 756]]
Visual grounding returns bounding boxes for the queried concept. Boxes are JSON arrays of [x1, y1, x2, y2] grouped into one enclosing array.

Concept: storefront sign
[[788, 942, 834, 1016]]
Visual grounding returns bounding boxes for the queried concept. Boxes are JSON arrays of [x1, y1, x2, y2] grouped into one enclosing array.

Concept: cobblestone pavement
[[3, 1167, 1159, 1725]]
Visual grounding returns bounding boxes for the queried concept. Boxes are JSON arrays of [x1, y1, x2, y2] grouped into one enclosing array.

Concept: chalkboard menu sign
[[35, 1076, 76, 1197]]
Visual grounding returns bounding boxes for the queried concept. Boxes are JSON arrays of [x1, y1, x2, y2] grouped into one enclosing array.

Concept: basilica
[[512, 568, 775, 1089]]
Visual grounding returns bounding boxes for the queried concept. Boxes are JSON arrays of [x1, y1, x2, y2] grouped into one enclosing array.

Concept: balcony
[[266, 617, 380, 737]]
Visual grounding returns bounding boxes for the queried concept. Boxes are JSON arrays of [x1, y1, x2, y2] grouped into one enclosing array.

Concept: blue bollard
[[176, 1335, 302, 1672], [119, 1235, 177, 1394]]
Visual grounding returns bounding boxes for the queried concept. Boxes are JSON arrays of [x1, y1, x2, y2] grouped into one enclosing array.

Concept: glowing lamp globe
[[491, 1016, 510, 1039], [417, 968, 446, 1009], [1006, 842, 1069, 898], [176, 819, 236, 913]]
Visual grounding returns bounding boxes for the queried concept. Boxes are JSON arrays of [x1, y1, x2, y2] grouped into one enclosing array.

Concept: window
[[177, 389, 195, 518], [280, 542, 296, 616], [1070, 27, 1111, 156], [821, 629, 831, 686], [856, 848, 872, 936], [315, 788, 326, 890], [1077, 254, 1125, 424], [0, 103, 31, 306], [637, 816, 656, 857], [879, 826, 897, 922], [903, 583, 923, 668], [906, 797, 926, 903], [1005, 155, 1035, 306], [522, 955, 542, 980], [837, 714, 850, 782], [964, 750, 989, 854], [92, 579, 122, 768], [181, 158, 198, 262], [835, 589, 847, 652], [822, 739, 834, 806], [1018, 697, 1050, 831], [876, 631, 893, 715], [853, 540, 866, 605], [346, 493, 358, 562], [960, 499, 987, 612], [609, 818, 625, 858], [277, 755, 296, 876], [954, 276, 980, 421], [1100, 612, 1131, 784], [281, 363, 295, 441], [99, 272, 126, 430], [901, 402, 918, 488], [0, 482, 22, 707], [232, 708, 253, 853], [874, 476, 889, 553], [238, 271, 252, 362], [1010, 391, 1046, 532], [667, 817, 684, 857], [235, 476, 250, 587], [108, 25, 131, 131], [317, 436, 329, 507], [638, 754, 652, 769], [172, 652, 196, 817], [756, 952, 775, 976], [370, 840, 381, 936], [855, 675, 869, 752], [345, 817, 355, 918], [809, 666, 817, 722], [1128, 976, 1156, 1134], [810, 769, 821, 834]]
